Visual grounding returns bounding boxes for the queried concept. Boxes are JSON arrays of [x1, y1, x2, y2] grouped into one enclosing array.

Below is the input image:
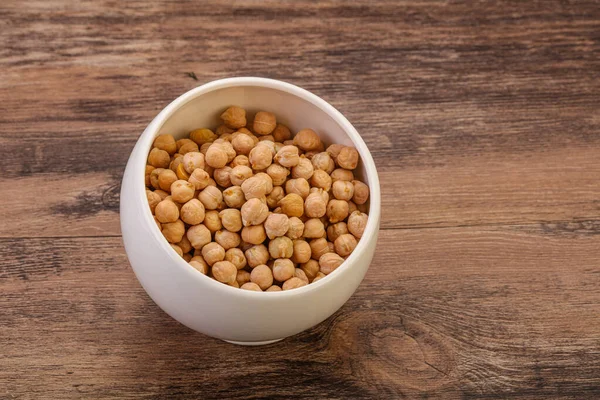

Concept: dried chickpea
[[228, 280, 240, 288], [200, 142, 211, 156], [221, 141, 236, 163], [170, 243, 183, 257], [231, 155, 250, 168], [278, 193, 304, 217], [161, 219, 185, 243], [186, 224, 211, 249], [283, 277, 307, 290], [215, 230, 241, 250], [231, 133, 254, 155], [147, 190, 161, 214], [332, 180, 354, 201], [178, 141, 199, 155], [154, 189, 169, 200], [319, 252, 344, 275], [157, 169, 177, 192], [150, 168, 164, 189], [176, 235, 193, 254], [273, 258, 295, 282], [252, 111, 276, 135], [241, 176, 268, 200], [326, 144, 345, 160], [221, 106, 246, 129], [264, 213, 289, 239], [250, 264, 274, 290], [272, 124, 292, 142], [311, 152, 334, 172], [303, 218, 325, 239], [155, 199, 179, 223], [310, 170, 332, 191], [198, 185, 223, 210], [293, 129, 321, 151], [241, 198, 269, 226], [352, 180, 369, 205], [229, 165, 253, 186], [213, 166, 232, 187], [291, 157, 314, 180], [145, 165, 155, 187], [202, 242, 226, 266], [148, 148, 171, 168], [219, 209, 242, 232], [245, 244, 270, 268], [241, 282, 262, 291], [266, 164, 289, 186], [357, 202, 369, 213], [304, 191, 327, 218], [347, 200, 358, 214], [347, 211, 368, 239], [153, 134, 177, 155], [223, 186, 245, 208], [169, 154, 183, 173], [203, 210, 222, 233], [249, 143, 273, 170], [266, 186, 285, 209], [255, 172, 273, 194], [327, 222, 348, 242], [241, 224, 267, 245], [189, 128, 216, 145], [179, 199, 204, 225], [188, 168, 211, 190], [205, 143, 228, 168], [312, 272, 327, 283], [331, 168, 354, 183], [170, 180, 195, 203], [216, 124, 235, 136], [285, 178, 310, 199], [274, 145, 300, 168], [300, 259, 320, 281], [335, 234, 357, 257], [291, 239, 311, 264], [269, 236, 293, 259], [327, 199, 349, 223], [163, 196, 183, 211], [182, 152, 204, 174], [212, 260, 237, 284], [189, 258, 209, 275], [266, 285, 282, 292], [294, 268, 309, 284], [285, 217, 305, 240], [337, 146, 359, 170], [176, 163, 190, 180], [225, 248, 247, 270], [309, 238, 330, 260], [236, 269, 251, 286], [176, 138, 195, 151]]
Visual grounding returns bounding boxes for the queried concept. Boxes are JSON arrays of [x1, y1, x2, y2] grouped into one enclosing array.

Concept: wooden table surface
[[2, 1, 599, 398]]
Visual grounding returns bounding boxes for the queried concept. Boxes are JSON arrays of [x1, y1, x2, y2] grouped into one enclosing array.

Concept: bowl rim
[[134, 77, 381, 298]]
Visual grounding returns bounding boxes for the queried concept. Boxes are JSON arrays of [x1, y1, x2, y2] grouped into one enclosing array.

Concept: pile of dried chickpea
[[145, 106, 369, 291]]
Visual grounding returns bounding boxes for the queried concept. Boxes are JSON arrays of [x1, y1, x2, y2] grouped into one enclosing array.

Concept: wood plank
[[2, 227, 599, 398]]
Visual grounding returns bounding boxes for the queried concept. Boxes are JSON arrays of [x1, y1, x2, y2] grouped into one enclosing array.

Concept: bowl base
[[223, 338, 284, 346]]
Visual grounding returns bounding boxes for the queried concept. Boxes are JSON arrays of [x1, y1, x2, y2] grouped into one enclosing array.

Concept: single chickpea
[[188, 168, 210, 190], [150, 168, 165, 189], [300, 259, 320, 281], [352, 180, 369, 204], [145, 165, 155, 187], [182, 152, 205, 174], [212, 260, 237, 284], [241, 198, 269, 226], [347, 200, 358, 214], [319, 252, 344, 275], [157, 169, 177, 192], [291, 239, 311, 264], [216, 124, 235, 136], [203, 210, 222, 233], [219, 209, 242, 232], [293, 128, 321, 151], [311, 152, 334, 173], [309, 238, 330, 260], [303, 218, 325, 239], [326, 143, 345, 160], [269, 236, 294, 259], [278, 193, 304, 217], [335, 234, 357, 257], [249, 143, 273, 170], [236, 269, 251, 286], [231, 133, 255, 155], [172, 244, 185, 258], [176, 235, 193, 254], [200, 142, 212, 156], [213, 166, 232, 187], [155, 199, 179, 223], [327, 222, 348, 242], [161, 219, 185, 243], [337, 146, 359, 170], [220, 106, 246, 129], [254, 172, 274, 193], [220, 141, 236, 163], [283, 277, 307, 290], [170, 154, 183, 173], [241, 282, 262, 291], [256, 140, 276, 155], [153, 134, 177, 155], [253, 111, 277, 135], [223, 248, 246, 270], [331, 168, 354, 183], [291, 157, 314, 180], [180, 198, 205, 225], [223, 186, 245, 208], [179, 141, 200, 155], [312, 272, 327, 283], [347, 211, 368, 239], [310, 170, 332, 191], [332, 180, 354, 201], [240, 176, 267, 200], [250, 264, 274, 290], [147, 190, 161, 214], [274, 145, 300, 168], [231, 155, 250, 168], [163, 195, 183, 211], [205, 143, 229, 168], [215, 230, 241, 250], [272, 124, 292, 142], [266, 164, 289, 186], [272, 259, 295, 282], [327, 199, 349, 223], [189, 258, 209, 275], [175, 163, 190, 180], [186, 224, 211, 249], [201, 242, 226, 266], [266, 186, 285, 209], [304, 191, 327, 218], [285, 217, 305, 240], [148, 148, 170, 168], [154, 189, 169, 200], [170, 180, 195, 203], [241, 224, 267, 245], [226, 166, 251, 188], [294, 268, 309, 284], [285, 178, 310, 199], [189, 128, 216, 145], [245, 244, 270, 268], [198, 186, 223, 210], [176, 138, 195, 151], [266, 285, 282, 292], [264, 213, 290, 239]]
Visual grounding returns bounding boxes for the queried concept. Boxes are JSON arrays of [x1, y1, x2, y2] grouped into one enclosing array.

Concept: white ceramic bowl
[[120, 77, 381, 345]]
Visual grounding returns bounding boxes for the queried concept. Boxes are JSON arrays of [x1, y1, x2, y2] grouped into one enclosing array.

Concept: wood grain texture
[[1, 0, 599, 398]]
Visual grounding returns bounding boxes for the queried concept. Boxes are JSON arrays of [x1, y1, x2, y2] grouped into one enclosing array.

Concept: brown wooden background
[[1, 1, 599, 398]]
